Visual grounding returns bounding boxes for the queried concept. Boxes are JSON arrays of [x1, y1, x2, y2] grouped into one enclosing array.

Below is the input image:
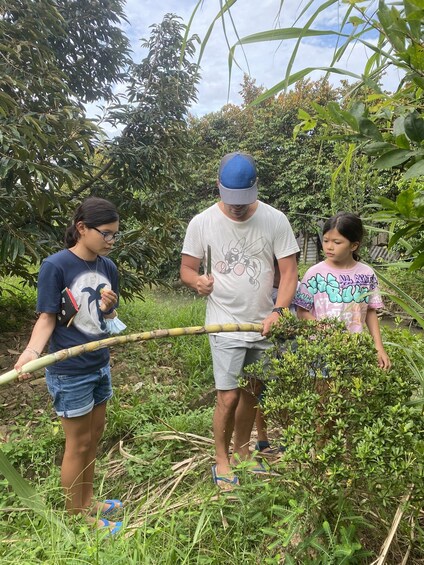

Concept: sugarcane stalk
[[0, 323, 263, 386]]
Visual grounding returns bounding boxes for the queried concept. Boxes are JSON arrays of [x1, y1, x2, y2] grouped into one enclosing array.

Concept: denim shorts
[[45, 364, 113, 418], [209, 335, 273, 391]]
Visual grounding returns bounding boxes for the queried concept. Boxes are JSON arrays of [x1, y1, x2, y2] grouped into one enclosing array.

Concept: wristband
[[24, 347, 40, 358], [272, 307, 284, 316]]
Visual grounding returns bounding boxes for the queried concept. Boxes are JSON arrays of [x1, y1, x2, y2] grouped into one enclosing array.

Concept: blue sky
[[89, 1, 401, 131]]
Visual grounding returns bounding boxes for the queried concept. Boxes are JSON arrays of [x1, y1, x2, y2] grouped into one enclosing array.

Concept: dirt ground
[[0, 329, 52, 439]]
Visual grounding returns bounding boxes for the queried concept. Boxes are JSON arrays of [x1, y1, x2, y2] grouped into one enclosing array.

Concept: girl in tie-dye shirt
[[294, 213, 391, 370]]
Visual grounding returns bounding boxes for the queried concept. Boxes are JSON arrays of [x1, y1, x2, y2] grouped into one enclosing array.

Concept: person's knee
[[216, 389, 240, 413], [65, 434, 92, 457]]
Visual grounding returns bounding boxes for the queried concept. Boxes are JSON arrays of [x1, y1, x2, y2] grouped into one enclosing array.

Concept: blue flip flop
[[102, 499, 123, 516], [98, 518, 123, 537], [211, 464, 239, 490], [255, 441, 286, 455]]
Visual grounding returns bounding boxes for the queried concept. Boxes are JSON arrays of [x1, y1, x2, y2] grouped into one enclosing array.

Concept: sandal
[[98, 518, 123, 537], [101, 499, 123, 516], [211, 464, 239, 491], [255, 441, 285, 455]]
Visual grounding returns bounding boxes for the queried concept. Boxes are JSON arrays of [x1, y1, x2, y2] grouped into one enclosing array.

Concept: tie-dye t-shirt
[[293, 261, 383, 333]]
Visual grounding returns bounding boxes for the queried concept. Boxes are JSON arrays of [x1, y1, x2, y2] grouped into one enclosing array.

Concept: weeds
[[0, 289, 423, 563]]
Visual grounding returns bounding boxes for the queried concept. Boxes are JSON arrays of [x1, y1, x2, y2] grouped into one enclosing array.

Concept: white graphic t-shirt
[[182, 202, 299, 341]]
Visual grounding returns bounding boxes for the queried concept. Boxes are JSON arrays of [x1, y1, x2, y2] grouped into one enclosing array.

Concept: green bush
[[0, 277, 37, 331], [248, 312, 424, 561]]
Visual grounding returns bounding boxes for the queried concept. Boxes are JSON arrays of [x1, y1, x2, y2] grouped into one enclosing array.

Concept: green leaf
[[327, 102, 344, 124], [404, 159, 424, 178], [350, 102, 365, 120], [406, 0, 424, 9], [349, 16, 366, 27], [404, 112, 424, 142], [413, 76, 424, 89], [395, 134, 411, 150], [396, 187, 417, 216], [0, 447, 73, 540], [234, 27, 342, 45], [376, 269, 424, 328], [376, 196, 400, 211], [339, 110, 359, 130], [410, 252, 424, 270], [377, 1, 405, 52], [393, 116, 405, 137], [363, 142, 395, 156], [373, 149, 414, 169], [358, 118, 383, 140], [249, 66, 361, 106]]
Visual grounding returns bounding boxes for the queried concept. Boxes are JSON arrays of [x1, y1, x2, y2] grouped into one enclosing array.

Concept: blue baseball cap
[[218, 151, 258, 205]]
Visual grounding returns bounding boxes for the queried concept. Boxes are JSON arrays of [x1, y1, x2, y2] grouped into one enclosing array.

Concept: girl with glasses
[[14, 197, 124, 535]]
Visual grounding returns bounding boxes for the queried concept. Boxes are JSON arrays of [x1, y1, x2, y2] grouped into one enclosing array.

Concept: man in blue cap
[[180, 151, 299, 490]]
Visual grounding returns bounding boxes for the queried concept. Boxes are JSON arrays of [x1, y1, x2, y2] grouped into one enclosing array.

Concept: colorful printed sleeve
[[366, 270, 384, 310], [293, 273, 315, 311]]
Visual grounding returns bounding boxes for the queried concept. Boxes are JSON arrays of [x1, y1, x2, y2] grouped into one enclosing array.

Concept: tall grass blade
[[0, 447, 73, 540], [375, 268, 424, 329]]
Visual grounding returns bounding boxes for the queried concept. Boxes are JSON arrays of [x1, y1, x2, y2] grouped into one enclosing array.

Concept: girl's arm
[[14, 313, 57, 376], [296, 306, 315, 320], [365, 309, 391, 370]]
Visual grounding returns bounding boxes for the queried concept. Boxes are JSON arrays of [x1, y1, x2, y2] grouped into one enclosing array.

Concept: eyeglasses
[[92, 227, 121, 243]]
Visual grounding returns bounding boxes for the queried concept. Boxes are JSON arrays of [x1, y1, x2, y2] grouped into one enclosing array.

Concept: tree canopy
[[191, 0, 424, 268], [0, 4, 199, 296]]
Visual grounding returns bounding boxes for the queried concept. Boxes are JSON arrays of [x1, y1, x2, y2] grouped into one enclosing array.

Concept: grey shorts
[[209, 335, 273, 391]]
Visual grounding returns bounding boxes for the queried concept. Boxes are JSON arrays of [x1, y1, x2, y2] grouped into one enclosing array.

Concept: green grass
[[0, 287, 423, 563]]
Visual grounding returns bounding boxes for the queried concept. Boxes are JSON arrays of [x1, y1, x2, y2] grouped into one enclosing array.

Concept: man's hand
[[261, 310, 281, 336], [196, 274, 214, 296]]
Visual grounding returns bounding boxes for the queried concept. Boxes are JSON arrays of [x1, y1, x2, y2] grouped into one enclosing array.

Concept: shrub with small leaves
[[246, 311, 424, 560]]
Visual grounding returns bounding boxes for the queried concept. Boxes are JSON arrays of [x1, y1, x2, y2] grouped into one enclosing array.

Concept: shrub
[[247, 313, 424, 561]]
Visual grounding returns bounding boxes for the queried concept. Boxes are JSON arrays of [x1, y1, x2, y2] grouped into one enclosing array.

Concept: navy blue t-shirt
[[37, 249, 119, 375]]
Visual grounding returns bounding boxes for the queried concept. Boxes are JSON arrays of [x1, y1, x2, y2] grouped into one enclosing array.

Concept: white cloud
[[89, 0, 399, 133]]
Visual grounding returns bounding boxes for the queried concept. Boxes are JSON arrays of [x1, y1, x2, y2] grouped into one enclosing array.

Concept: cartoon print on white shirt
[[215, 236, 266, 289]]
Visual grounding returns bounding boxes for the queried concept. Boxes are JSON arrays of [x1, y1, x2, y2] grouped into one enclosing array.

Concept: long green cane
[[0, 323, 263, 386]]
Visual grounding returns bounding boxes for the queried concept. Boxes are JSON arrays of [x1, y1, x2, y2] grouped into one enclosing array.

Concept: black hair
[[322, 212, 364, 261], [64, 197, 119, 248]]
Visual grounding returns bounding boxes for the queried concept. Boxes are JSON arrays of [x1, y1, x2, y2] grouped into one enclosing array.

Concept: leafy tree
[[85, 14, 201, 294], [0, 0, 104, 284], [191, 1, 424, 268], [0, 4, 199, 296], [49, 0, 131, 102]]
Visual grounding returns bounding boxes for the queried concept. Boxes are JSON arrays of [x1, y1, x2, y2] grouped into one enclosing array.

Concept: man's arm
[[262, 253, 298, 335], [180, 254, 214, 296], [274, 254, 298, 309]]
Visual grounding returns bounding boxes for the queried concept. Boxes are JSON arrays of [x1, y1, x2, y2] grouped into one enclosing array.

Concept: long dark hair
[[64, 197, 119, 248], [323, 212, 364, 261]]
